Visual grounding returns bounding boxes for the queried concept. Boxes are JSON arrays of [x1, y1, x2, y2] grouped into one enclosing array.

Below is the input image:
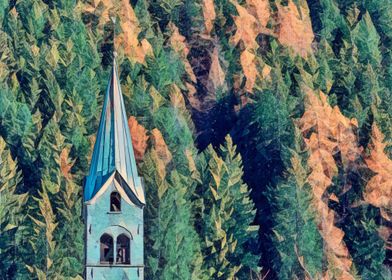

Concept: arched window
[[100, 234, 114, 264], [110, 191, 121, 212], [116, 234, 130, 264]]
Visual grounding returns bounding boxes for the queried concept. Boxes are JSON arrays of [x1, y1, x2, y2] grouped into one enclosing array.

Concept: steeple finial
[[111, 16, 117, 62]]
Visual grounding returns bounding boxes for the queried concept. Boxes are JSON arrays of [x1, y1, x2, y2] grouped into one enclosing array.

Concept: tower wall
[[85, 180, 144, 280], [85, 266, 143, 280]]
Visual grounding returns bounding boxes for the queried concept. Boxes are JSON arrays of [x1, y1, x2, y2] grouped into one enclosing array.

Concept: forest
[[0, 0, 391, 279]]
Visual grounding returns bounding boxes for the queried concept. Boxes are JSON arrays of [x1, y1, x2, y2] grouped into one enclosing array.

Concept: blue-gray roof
[[84, 58, 145, 205]]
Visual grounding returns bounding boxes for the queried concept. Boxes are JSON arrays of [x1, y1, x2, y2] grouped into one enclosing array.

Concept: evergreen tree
[[141, 138, 204, 279], [352, 12, 381, 67], [1, 0, 104, 277], [339, 205, 386, 279], [327, 161, 388, 279], [267, 135, 323, 279], [199, 136, 258, 279], [310, 6, 391, 273], [303, 25, 389, 278], [314, 4, 389, 149], [0, 137, 28, 279], [231, 78, 298, 277], [34, 119, 84, 278], [117, 4, 206, 277], [308, 0, 346, 43], [28, 186, 59, 279]]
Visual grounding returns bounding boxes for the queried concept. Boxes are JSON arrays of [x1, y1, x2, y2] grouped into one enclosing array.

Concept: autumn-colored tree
[[363, 123, 392, 270], [298, 85, 359, 279]]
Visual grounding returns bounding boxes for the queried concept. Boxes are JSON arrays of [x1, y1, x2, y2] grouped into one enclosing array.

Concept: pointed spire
[[84, 56, 145, 205]]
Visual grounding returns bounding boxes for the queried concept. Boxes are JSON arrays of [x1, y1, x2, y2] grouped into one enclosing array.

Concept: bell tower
[[83, 55, 145, 280]]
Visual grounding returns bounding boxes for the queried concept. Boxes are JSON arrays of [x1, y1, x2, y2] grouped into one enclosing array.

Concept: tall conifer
[[0, 137, 28, 278], [199, 136, 258, 279], [267, 134, 323, 279], [141, 134, 204, 279]]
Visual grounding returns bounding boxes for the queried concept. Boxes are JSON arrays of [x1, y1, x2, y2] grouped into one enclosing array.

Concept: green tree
[[340, 206, 386, 279], [1, 0, 104, 277], [34, 119, 84, 278], [267, 137, 323, 279], [231, 82, 297, 277], [119, 12, 206, 277], [308, 0, 346, 42], [0, 137, 28, 279], [142, 145, 204, 279], [199, 136, 259, 279]]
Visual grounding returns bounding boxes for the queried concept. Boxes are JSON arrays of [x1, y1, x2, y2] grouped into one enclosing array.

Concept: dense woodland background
[[0, 0, 391, 279]]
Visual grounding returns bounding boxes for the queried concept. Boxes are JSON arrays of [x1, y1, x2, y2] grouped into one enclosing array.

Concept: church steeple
[[84, 55, 145, 206], [83, 53, 145, 280]]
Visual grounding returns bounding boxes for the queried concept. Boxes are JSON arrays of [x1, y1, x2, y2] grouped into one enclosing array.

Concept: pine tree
[[361, 122, 392, 272], [113, 3, 206, 276], [352, 12, 382, 67], [311, 7, 391, 274], [315, 6, 387, 148], [308, 0, 346, 43], [339, 205, 386, 279], [0, 0, 105, 277], [124, 28, 206, 278], [363, 0, 392, 109], [28, 186, 59, 279], [54, 177, 84, 277], [141, 133, 204, 279], [36, 120, 84, 277], [199, 136, 258, 279], [231, 82, 297, 277], [267, 135, 323, 279], [0, 137, 28, 279]]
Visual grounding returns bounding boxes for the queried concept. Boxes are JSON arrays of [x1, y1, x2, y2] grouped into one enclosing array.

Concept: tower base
[[85, 265, 144, 280]]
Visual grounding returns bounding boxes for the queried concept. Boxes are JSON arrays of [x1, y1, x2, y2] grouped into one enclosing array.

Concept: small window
[[100, 234, 114, 264], [116, 234, 130, 264], [110, 191, 121, 212]]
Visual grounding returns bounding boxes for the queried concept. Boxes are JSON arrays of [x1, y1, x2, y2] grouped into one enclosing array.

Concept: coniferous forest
[[0, 0, 391, 279]]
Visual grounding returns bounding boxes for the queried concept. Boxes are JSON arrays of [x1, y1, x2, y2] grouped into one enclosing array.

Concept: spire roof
[[84, 57, 145, 205]]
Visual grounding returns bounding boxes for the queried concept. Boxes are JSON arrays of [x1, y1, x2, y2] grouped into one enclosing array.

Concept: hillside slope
[[0, 0, 391, 279]]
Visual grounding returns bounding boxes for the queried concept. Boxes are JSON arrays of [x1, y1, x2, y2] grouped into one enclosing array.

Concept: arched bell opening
[[100, 233, 114, 264], [116, 234, 131, 264]]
